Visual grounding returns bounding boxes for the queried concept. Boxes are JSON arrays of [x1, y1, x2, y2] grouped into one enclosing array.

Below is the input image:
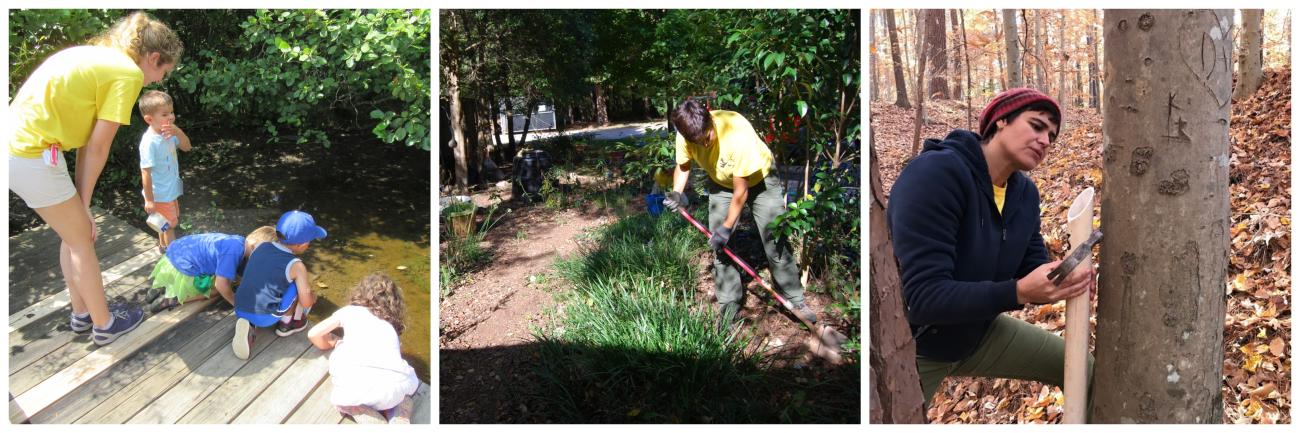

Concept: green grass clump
[[537, 211, 779, 422]]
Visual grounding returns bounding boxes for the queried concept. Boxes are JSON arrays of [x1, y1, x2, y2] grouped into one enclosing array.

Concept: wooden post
[[1063, 187, 1094, 423]]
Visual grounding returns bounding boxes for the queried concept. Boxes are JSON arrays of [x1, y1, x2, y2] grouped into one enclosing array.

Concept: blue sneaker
[[91, 304, 145, 346], [70, 312, 92, 333]]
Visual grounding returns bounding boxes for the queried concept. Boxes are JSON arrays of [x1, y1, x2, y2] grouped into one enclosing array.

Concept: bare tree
[[923, 9, 949, 99], [886, 10, 912, 108], [910, 15, 928, 156], [1003, 9, 1023, 88], [870, 10, 880, 102], [1234, 9, 1264, 99], [1092, 9, 1232, 423]]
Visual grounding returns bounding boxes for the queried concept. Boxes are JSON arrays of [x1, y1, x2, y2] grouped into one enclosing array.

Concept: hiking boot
[[716, 302, 741, 334], [92, 304, 145, 346], [233, 317, 254, 360], [70, 312, 93, 333], [275, 317, 309, 337], [791, 302, 819, 325]]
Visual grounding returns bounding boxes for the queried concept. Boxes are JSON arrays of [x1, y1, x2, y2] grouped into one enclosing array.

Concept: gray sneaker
[[791, 302, 819, 325], [232, 317, 254, 360], [91, 304, 145, 346]]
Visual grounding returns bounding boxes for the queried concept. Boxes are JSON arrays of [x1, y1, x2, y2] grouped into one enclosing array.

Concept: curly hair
[[90, 11, 183, 66], [349, 273, 406, 335]]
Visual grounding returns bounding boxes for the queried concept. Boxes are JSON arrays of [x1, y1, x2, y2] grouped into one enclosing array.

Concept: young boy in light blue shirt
[[138, 89, 192, 251]]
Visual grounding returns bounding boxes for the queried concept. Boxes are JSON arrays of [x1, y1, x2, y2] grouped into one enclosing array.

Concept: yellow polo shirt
[[674, 110, 773, 188], [9, 45, 143, 158]]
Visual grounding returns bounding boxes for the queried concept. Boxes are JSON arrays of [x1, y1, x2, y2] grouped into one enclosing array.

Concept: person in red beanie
[[886, 87, 1097, 408]]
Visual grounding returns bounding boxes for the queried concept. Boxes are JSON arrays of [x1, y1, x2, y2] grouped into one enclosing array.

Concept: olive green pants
[[917, 314, 1095, 414], [707, 174, 804, 312]]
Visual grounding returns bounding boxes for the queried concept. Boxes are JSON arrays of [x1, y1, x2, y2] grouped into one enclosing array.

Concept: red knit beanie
[[978, 87, 1062, 139]]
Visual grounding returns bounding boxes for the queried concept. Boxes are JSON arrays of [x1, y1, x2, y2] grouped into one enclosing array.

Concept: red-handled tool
[[677, 207, 847, 363]]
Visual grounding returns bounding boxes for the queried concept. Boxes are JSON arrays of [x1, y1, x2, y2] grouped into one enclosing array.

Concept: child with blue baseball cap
[[231, 210, 327, 360]]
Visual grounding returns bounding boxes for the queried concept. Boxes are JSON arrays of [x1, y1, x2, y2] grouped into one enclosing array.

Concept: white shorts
[[8, 151, 76, 209]]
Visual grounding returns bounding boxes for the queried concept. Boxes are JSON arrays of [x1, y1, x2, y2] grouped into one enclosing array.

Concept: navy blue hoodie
[[886, 129, 1049, 361]]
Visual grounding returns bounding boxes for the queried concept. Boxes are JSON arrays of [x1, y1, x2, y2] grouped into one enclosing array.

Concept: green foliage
[[614, 127, 674, 189], [10, 10, 431, 149], [8, 9, 121, 98], [180, 10, 431, 149], [439, 204, 507, 297]]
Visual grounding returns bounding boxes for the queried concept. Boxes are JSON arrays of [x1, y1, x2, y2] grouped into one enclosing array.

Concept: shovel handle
[[676, 208, 796, 311]]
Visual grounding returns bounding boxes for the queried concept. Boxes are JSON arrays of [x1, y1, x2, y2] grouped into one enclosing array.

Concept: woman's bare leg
[[34, 196, 110, 327]]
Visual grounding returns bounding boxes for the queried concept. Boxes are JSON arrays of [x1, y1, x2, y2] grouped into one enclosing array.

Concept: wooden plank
[[7, 212, 111, 253], [30, 306, 230, 424], [8, 215, 144, 293], [9, 264, 156, 373], [73, 310, 241, 424], [9, 246, 160, 333], [230, 347, 330, 423], [283, 377, 344, 424], [177, 335, 313, 423], [8, 298, 214, 423], [123, 325, 298, 424], [410, 382, 431, 424]]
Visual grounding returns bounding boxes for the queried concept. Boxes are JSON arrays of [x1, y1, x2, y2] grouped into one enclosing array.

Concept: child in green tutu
[[146, 226, 277, 312]]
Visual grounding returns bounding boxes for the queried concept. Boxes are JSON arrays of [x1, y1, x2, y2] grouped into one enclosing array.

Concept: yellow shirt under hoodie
[[9, 45, 143, 158], [674, 110, 773, 188]]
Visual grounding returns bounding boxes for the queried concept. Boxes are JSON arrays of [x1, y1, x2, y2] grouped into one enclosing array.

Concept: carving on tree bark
[[1178, 10, 1233, 107]]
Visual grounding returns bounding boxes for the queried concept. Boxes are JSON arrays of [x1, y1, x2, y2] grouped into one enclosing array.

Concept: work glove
[[664, 191, 689, 212], [709, 225, 733, 252]]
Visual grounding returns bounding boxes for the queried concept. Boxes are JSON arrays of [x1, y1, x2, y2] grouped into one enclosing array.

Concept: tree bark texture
[[1003, 9, 1023, 88], [594, 83, 610, 125], [910, 13, 927, 157], [923, 9, 949, 99], [1035, 10, 1048, 93], [886, 10, 912, 108], [1092, 9, 1232, 424], [949, 9, 963, 99], [869, 139, 926, 424], [1057, 10, 1068, 105], [1091, 10, 1102, 112], [1233, 9, 1264, 100], [870, 10, 880, 102]]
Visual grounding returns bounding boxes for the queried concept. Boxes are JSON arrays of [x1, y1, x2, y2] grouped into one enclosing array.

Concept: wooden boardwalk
[[8, 210, 430, 424]]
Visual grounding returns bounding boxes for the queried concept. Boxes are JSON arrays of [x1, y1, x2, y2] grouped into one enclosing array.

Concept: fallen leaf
[[1269, 337, 1285, 356]]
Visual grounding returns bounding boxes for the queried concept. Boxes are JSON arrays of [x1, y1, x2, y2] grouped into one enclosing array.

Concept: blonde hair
[[246, 226, 277, 249], [138, 90, 173, 116], [91, 11, 183, 66], [349, 273, 406, 335]]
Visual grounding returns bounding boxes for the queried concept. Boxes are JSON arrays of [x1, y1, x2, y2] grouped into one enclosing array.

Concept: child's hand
[[159, 123, 182, 139], [144, 200, 156, 214]]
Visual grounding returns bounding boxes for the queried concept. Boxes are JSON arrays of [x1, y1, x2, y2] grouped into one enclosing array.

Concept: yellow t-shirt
[[9, 45, 143, 158], [674, 110, 774, 188], [992, 183, 1006, 214]]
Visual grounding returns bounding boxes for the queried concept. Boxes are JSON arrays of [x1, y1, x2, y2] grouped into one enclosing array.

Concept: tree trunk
[[869, 137, 927, 424], [948, 9, 963, 99], [445, 67, 470, 193], [1022, 10, 1034, 89], [870, 10, 880, 102], [504, 97, 517, 145], [519, 98, 535, 145], [959, 9, 973, 129], [1003, 9, 1023, 88], [1234, 9, 1264, 100], [1036, 10, 1048, 93], [923, 9, 948, 99], [1092, 9, 1232, 423], [886, 10, 912, 108], [1057, 10, 1068, 105], [1090, 10, 1101, 113], [594, 83, 610, 125], [910, 15, 928, 157]]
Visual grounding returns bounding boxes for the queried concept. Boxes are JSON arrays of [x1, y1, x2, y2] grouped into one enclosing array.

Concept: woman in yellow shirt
[[8, 12, 183, 345]]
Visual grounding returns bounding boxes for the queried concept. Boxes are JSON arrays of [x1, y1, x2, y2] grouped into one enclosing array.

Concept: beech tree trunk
[[949, 9, 963, 99], [1035, 10, 1048, 93], [1057, 10, 1068, 105], [869, 137, 927, 424], [870, 10, 880, 102], [1003, 9, 1023, 88], [886, 10, 912, 108], [1234, 9, 1264, 100], [923, 9, 948, 99], [910, 16, 928, 157], [1092, 9, 1232, 424]]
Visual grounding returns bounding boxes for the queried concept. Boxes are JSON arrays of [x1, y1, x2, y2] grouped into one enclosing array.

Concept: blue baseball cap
[[277, 210, 327, 244]]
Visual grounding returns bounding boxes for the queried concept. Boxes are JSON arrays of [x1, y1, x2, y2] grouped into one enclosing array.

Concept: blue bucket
[[646, 193, 665, 217]]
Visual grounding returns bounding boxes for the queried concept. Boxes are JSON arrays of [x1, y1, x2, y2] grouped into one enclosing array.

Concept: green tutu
[[149, 257, 215, 303]]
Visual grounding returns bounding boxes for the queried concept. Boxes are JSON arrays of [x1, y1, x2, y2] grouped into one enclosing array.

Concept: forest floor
[[872, 68, 1291, 424], [439, 153, 859, 422]]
